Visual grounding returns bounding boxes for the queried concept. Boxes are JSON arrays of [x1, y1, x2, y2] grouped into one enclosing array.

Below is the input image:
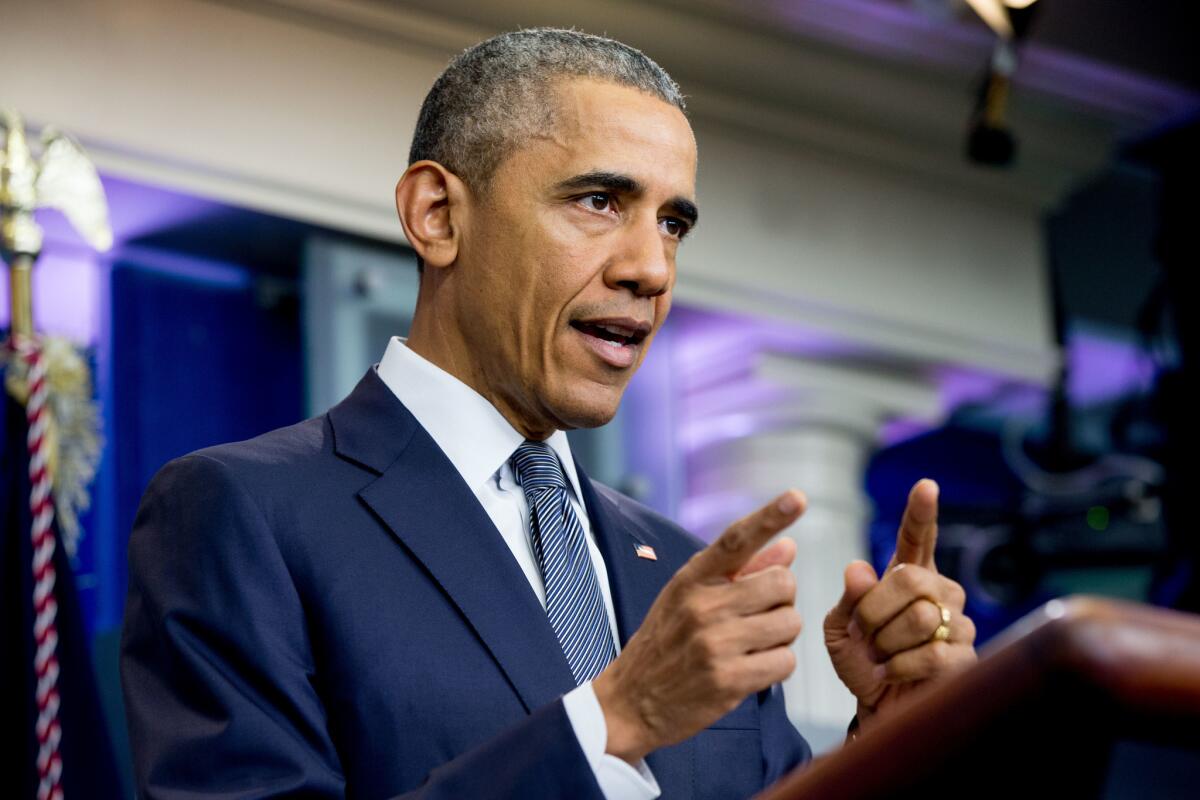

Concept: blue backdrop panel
[[109, 256, 304, 623]]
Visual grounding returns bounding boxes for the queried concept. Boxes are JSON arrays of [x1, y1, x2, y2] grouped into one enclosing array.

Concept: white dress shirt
[[376, 337, 660, 799]]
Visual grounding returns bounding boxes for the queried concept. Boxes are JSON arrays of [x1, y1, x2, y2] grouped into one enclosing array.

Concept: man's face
[[450, 78, 698, 436]]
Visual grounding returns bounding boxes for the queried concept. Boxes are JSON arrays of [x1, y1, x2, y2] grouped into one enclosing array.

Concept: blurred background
[[2, 0, 1196, 792]]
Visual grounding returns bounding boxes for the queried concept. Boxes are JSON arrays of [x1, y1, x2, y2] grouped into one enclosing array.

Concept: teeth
[[599, 324, 631, 337], [600, 338, 624, 348]]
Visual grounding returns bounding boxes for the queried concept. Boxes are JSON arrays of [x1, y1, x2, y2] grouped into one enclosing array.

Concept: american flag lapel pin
[[634, 543, 657, 561]]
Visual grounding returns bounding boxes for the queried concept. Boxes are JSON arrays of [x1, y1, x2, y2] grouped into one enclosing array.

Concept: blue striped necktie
[[510, 440, 616, 684]]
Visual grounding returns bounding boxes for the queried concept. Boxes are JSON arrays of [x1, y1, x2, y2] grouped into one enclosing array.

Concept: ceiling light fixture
[[965, 0, 1014, 37], [964, 0, 1041, 36], [961, 0, 1042, 166]]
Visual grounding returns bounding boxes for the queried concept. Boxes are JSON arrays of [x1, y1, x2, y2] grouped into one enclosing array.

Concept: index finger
[[689, 490, 806, 580], [890, 478, 939, 570]]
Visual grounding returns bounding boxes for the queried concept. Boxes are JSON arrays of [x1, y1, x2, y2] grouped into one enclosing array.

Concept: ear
[[394, 160, 468, 269]]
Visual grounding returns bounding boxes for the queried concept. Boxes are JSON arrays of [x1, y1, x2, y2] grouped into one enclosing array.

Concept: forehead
[[513, 78, 697, 195]]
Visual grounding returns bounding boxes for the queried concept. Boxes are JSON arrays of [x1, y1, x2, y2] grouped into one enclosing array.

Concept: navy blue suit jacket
[[120, 369, 810, 798]]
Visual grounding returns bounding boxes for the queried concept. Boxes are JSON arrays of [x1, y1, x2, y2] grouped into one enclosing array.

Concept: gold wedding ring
[[930, 601, 952, 643]]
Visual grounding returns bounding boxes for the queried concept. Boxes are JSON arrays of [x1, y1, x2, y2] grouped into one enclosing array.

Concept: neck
[[406, 305, 556, 442]]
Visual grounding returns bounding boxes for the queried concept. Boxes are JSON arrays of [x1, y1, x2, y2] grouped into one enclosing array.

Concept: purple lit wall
[[618, 303, 1163, 543], [1, 174, 237, 640], [0, 249, 101, 343], [2, 174, 228, 339], [1065, 327, 1160, 406]]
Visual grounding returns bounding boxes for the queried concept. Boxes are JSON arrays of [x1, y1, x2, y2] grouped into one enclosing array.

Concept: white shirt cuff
[[562, 682, 661, 800]]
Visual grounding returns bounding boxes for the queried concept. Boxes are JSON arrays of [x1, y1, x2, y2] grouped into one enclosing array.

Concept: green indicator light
[[1086, 506, 1110, 531]]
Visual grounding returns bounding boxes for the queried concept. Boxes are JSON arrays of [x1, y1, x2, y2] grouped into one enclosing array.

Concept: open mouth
[[569, 317, 652, 368], [569, 319, 650, 348]]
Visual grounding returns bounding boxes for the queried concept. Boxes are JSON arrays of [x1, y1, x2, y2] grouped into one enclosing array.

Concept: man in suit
[[121, 28, 977, 799]]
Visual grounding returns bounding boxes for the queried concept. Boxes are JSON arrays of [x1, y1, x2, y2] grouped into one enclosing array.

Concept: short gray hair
[[409, 28, 686, 191]]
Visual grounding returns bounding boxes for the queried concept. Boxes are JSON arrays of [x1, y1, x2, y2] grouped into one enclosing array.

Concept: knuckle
[[856, 606, 880, 635], [870, 629, 892, 656], [769, 566, 795, 598], [680, 594, 708, 627], [945, 579, 967, 607], [780, 569, 797, 597], [662, 570, 688, 600], [710, 661, 738, 693], [726, 672, 754, 699], [962, 615, 977, 644], [694, 630, 723, 662], [680, 552, 705, 580], [893, 565, 920, 593], [945, 646, 972, 673], [785, 609, 804, 638], [913, 600, 940, 634], [913, 566, 939, 593], [757, 648, 794, 684], [720, 522, 749, 554], [777, 647, 797, 677], [764, 609, 790, 641], [898, 531, 924, 557], [927, 641, 952, 670]]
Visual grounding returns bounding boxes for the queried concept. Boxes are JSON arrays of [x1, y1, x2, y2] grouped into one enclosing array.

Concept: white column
[[681, 353, 941, 733]]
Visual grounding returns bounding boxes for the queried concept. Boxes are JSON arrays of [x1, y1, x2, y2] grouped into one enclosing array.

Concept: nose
[[604, 214, 672, 298]]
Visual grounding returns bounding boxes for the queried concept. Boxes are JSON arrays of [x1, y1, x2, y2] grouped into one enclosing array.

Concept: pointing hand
[[595, 490, 807, 763], [824, 480, 977, 730]]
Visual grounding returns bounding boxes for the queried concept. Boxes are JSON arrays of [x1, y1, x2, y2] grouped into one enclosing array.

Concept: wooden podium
[[759, 597, 1200, 799]]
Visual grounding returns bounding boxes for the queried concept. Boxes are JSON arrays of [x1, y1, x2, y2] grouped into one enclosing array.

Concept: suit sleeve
[[120, 453, 606, 799]]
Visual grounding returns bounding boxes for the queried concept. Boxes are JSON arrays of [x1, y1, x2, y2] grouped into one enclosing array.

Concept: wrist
[[854, 699, 879, 732], [593, 669, 653, 764], [846, 714, 860, 743]]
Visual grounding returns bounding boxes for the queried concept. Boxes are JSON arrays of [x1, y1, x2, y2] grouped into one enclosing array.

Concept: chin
[[551, 383, 625, 430]]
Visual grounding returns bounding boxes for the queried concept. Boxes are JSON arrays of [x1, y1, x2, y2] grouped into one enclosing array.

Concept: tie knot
[[510, 440, 567, 493]]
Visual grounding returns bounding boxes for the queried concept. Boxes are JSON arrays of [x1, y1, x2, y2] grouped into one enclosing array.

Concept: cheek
[[484, 208, 611, 367], [466, 217, 546, 332], [539, 215, 602, 279], [535, 222, 605, 328], [655, 293, 673, 325]]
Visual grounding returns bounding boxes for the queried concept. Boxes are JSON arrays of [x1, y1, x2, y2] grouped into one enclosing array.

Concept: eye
[[580, 192, 614, 212], [660, 217, 689, 240]]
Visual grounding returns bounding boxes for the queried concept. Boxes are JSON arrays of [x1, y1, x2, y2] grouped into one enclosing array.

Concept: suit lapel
[[330, 370, 577, 713], [577, 464, 698, 793], [577, 470, 667, 648]]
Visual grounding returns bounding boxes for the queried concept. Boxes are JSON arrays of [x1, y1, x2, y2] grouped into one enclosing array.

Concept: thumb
[[826, 560, 878, 631], [734, 537, 796, 580]]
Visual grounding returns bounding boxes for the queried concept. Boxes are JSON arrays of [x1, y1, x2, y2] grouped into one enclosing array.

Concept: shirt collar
[[375, 337, 584, 499]]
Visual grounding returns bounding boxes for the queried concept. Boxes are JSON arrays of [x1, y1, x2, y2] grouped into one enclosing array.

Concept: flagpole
[[8, 251, 35, 342], [2, 111, 43, 349], [3, 110, 112, 800]]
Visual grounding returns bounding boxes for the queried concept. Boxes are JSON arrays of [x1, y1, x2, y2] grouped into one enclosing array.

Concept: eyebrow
[[554, 170, 699, 228]]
